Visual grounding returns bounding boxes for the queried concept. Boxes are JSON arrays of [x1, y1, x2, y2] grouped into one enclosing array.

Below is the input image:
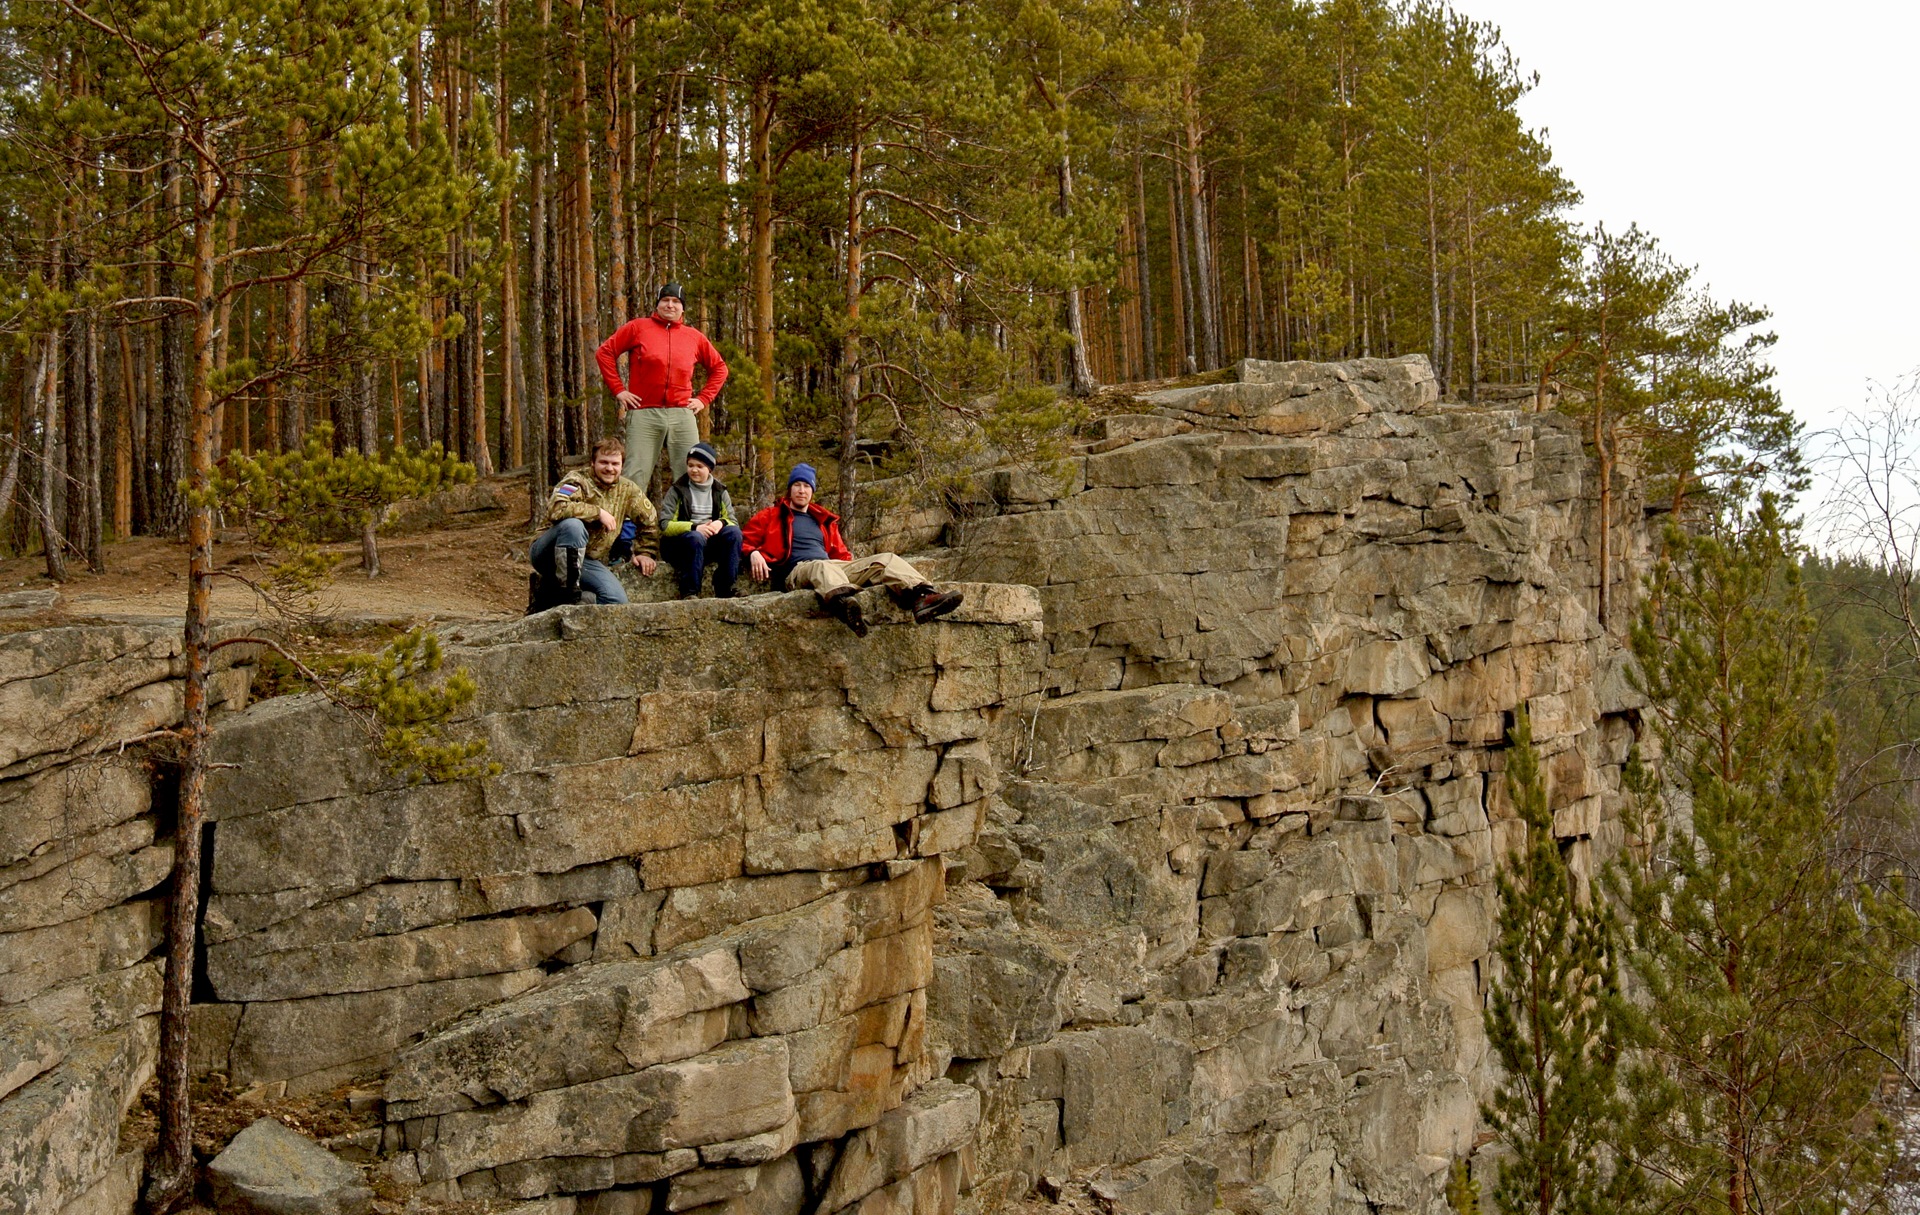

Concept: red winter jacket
[[595, 315, 730, 409], [741, 497, 853, 567]]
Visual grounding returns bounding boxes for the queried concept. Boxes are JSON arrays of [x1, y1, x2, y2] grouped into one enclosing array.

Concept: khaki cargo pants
[[787, 552, 926, 595], [622, 405, 700, 491]]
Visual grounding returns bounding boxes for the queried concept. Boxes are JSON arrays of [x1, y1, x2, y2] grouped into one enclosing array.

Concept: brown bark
[[1167, 169, 1191, 374], [497, 0, 520, 468], [749, 78, 775, 502], [1180, 83, 1218, 371], [147, 140, 220, 1215], [527, 0, 552, 519], [1059, 149, 1097, 396], [115, 320, 132, 535], [1133, 154, 1156, 378], [567, 0, 598, 436], [837, 137, 864, 520], [604, 2, 628, 327], [284, 125, 308, 447], [33, 338, 66, 581], [155, 151, 188, 532], [1239, 174, 1256, 362]]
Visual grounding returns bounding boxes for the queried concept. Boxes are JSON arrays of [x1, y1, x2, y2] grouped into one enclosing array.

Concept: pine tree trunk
[[147, 140, 220, 1215], [527, 0, 552, 517], [1239, 174, 1256, 362], [1465, 189, 1479, 403], [1059, 149, 1097, 396], [1133, 154, 1156, 378], [1168, 169, 1192, 375], [156, 152, 189, 533], [32, 338, 65, 581], [1424, 140, 1444, 396], [356, 258, 377, 456], [410, 32, 430, 446], [567, 0, 598, 437], [497, 0, 520, 468], [83, 308, 103, 571], [604, 2, 628, 327], [114, 320, 132, 536], [1181, 85, 1218, 371], [750, 78, 776, 504], [837, 137, 863, 520], [284, 128, 309, 448]]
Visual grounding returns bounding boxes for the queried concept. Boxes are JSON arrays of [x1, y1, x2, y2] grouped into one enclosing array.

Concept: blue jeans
[[530, 518, 628, 604], [662, 525, 741, 597]]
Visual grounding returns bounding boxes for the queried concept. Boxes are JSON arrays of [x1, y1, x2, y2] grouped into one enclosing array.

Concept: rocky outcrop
[[856, 355, 1648, 1211], [196, 588, 1044, 1215], [0, 624, 256, 1215], [0, 353, 1649, 1215]]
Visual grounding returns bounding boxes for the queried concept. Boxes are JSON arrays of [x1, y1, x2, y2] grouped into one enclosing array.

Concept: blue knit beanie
[[687, 442, 718, 469], [788, 463, 817, 489]]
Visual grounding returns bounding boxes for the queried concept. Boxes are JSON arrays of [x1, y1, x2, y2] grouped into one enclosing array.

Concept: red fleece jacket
[[596, 316, 729, 409], [741, 498, 853, 565]]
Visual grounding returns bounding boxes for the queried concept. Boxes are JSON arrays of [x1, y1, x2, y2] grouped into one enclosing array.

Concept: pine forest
[[2, 0, 1631, 552]]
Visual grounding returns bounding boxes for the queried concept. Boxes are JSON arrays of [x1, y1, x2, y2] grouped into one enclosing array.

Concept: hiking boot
[[526, 571, 544, 616], [908, 586, 964, 624], [554, 545, 583, 596], [822, 586, 869, 637]]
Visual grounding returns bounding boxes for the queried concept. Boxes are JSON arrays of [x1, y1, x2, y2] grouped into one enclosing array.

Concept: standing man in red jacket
[[596, 282, 729, 493]]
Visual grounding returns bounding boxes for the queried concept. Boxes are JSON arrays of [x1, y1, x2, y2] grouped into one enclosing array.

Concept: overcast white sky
[[1458, 1, 1920, 440]]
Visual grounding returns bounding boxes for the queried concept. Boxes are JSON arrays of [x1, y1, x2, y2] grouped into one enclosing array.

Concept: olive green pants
[[622, 406, 700, 492]]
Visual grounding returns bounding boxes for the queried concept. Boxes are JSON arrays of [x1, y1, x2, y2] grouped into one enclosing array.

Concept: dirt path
[[0, 476, 537, 629]]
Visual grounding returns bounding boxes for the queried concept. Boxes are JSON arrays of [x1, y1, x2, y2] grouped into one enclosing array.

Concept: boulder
[[207, 1119, 374, 1215]]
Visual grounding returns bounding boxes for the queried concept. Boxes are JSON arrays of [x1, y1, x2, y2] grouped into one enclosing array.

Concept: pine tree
[[1482, 708, 1635, 1215], [215, 422, 476, 580], [1617, 497, 1916, 1215]]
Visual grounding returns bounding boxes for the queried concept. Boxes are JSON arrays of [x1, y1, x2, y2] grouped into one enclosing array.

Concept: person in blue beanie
[[739, 463, 962, 636], [656, 441, 742, 598]]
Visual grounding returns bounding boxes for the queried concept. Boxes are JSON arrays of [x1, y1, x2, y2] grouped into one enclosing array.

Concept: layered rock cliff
[[0, 354, 1649, 1215], [856, 355, 1649, 1211]]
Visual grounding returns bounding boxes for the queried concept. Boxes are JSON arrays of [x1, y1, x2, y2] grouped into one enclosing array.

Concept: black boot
[[821, 586, 869, 637], [527, 570, 571, 615], [555, 545, 583, 598]]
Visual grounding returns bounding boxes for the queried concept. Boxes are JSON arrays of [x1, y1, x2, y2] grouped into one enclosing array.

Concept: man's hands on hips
[[688, 398, 707, 415], [750, 551, 770, 580], [631, 553, 657, 575]]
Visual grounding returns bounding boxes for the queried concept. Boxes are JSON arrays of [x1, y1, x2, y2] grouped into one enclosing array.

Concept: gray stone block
[[207, 1119, 374, 1215]]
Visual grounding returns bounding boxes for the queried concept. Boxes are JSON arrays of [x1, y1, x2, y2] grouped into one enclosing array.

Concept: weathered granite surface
[[0, 624, 256, 1215], [0, 353, 1650, 1215], [853, 354, 1650, 1212]]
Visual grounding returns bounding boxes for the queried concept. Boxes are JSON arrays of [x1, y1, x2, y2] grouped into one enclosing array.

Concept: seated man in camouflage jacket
[[528, 435, 659, 611]]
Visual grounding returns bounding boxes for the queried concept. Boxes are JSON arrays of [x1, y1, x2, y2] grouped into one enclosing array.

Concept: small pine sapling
[[215, 422, 476, 586], [335, 628, 499, 783], [1482, 707, 1636, 1215], [1446, 1160, 1483, 1215]]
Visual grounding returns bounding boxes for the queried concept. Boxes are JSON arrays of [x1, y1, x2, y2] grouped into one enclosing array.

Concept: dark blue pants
[[662, 525, 741, 597]]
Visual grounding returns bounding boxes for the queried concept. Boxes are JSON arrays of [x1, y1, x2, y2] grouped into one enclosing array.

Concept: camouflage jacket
[[547, 471, 659, 563]]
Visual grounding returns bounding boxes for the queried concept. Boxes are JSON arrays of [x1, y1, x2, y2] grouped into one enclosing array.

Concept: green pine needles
[[1615, 497, 1916, 1215], [1482, 708, 1636, 1215], [214, 423, 477, 590], [336, 628, 497, 785]]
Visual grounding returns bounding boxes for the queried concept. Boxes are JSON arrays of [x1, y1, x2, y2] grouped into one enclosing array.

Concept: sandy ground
[[0, 475, 538, 629]]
